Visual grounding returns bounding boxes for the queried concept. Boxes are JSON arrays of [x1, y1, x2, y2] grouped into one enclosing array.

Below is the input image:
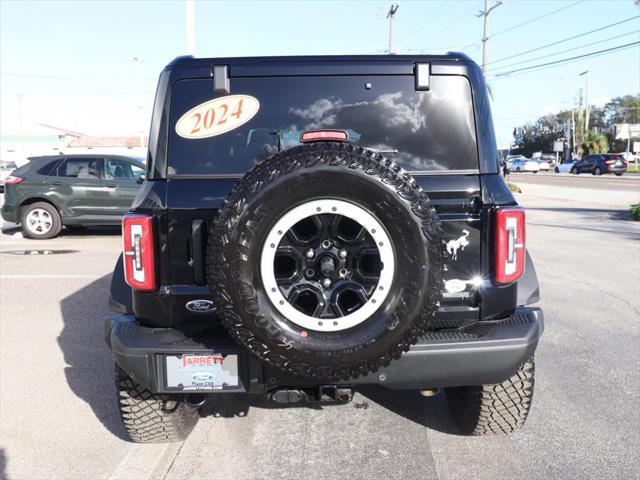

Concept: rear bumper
[[1, 203, 17, 223], [105, 307, 544, 393]]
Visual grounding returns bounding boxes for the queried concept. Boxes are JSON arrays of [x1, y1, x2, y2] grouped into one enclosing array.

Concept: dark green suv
[[1, 154, 144, 239]]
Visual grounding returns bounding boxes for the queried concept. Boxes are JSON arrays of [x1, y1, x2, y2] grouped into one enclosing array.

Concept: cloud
[[288, 79, 477, 170]]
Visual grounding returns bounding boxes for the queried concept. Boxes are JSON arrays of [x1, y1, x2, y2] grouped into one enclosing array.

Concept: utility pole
[[571, 107, 576, 158], [16, 94, 25, 157], [185, 0, 195, 55], [579, 70, 590, 133], [131, 57, 146, 148], [477, 0, 504, 74], [386, 4, 398, 55]]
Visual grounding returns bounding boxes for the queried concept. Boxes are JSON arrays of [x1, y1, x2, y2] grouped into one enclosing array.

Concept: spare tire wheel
[[207, 143, 445, 380]]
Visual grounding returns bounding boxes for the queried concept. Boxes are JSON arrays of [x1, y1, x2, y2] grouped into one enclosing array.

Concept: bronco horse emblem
[[446, 230, 470, 260]]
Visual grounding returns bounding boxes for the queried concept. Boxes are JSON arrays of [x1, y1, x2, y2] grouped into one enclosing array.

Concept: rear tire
[[115, 365, 199, 443], [594, 167, 602, 176], [445, 357, 535, 435], [615, 173, 623, 176], [571, 167, 578, 175], [20, 201, 62, 239]]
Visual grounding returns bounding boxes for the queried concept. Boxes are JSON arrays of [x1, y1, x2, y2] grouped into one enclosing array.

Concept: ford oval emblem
[[186, 299, 216, 313]]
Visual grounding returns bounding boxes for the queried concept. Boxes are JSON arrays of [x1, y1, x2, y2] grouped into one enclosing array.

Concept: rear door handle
[[106, 183, 117, 188], [51, 181, 61, 185]]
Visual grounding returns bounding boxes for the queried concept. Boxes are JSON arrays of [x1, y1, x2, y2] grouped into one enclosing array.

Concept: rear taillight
[[4, 176, 23, 185], [122, 213, 156, 291], [495, 208, 525, 284], [605, 160, 615, 164]]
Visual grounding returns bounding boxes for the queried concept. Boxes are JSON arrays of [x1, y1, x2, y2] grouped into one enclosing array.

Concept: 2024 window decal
[[175, 94, 260, 139]]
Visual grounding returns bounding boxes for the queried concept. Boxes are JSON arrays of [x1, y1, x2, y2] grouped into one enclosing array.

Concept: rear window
[[168, 75, 478, 176]]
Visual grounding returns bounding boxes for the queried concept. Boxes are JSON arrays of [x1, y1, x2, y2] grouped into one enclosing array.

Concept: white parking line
[[0, 274, 104, 279], [107, 443, 182, 480]]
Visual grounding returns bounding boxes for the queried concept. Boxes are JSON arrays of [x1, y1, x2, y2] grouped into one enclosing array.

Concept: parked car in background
[[510, 158, 540, 173], [570, 153, 627, 176], [1, 154, 145, 239], [0, 161, 18, 192], [554, 160, 577, 173], [536, 159, 551, 171], [503, 154, 526, 173]]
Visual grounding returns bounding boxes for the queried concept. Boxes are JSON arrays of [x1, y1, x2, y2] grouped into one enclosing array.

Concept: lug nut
[[306, 249, 315, 259], [339, 268, 349, 278], [321, 240, 332, 249], [339, 249, 347, 259], [322, 278, 331, 288]]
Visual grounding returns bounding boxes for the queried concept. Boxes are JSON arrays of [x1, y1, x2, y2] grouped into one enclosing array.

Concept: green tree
[[511, 94, 639, 156], [512, 111, 570, 156], [581, 132, 608, 155]]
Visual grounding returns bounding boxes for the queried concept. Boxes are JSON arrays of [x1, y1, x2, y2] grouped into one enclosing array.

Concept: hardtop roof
[[166, 52, 474, 67]]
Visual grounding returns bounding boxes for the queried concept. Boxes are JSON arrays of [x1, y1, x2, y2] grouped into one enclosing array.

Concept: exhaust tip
[[185, 394, 207, 408], [419, 388, 440, 397]]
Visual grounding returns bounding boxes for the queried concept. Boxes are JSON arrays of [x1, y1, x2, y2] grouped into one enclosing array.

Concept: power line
[[397, 1, 449, 42], [399, 0, 462, 43], [418, 4, 479, 45], [490, 0, 584, 39], [0, 91, 154, 97], [0, 72, 137, 82], [490, 41, 640, 78], [486, 29, 640, 73], [486, 16, 640, 66]]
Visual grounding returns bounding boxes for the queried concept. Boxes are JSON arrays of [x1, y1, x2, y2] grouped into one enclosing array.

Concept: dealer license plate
[[165, 353, 239, 391]]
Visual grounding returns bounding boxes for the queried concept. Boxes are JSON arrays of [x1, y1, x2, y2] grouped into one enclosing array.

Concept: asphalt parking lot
[[1, 178, 639, 480]]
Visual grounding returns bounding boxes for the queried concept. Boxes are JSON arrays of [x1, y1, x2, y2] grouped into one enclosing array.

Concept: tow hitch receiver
[[269, 386, 353, 404]]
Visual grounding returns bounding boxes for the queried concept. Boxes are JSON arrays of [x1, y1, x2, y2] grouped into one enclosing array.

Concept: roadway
[[510, 170, 640, 192], [509, 171, 640, 208], [0, 185, 639, 479]]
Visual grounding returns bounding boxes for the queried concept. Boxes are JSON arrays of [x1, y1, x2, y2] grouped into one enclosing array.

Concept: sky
[[1, 0, 639, 147]]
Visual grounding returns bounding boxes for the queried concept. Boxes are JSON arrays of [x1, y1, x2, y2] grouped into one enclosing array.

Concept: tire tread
[[115, 365, 198, 443], [446, 357, 535, 435]]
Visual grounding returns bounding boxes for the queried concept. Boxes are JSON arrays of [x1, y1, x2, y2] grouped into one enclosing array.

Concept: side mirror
[[136, 173, 145, 184]]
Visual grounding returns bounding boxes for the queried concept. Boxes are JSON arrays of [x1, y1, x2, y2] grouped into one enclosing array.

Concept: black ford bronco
[[105, 54, 543, 443]]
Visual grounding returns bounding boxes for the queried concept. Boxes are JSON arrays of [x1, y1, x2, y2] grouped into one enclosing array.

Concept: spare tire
[[207, 142, 444, 380]]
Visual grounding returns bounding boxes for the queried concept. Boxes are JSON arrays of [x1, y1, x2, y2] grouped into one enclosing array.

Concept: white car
[[554, 160, 577, 173], [510, 158, 540, 173], [0, 161, 18, 191], [536, 160, 551, 171]]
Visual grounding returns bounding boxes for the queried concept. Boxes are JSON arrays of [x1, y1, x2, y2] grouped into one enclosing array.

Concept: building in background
[[0, 124, 146, 166]]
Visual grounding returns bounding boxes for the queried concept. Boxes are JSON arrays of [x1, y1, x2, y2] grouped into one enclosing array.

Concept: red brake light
[[122, 214, 156, 291], [4, 176, 23, 185], [605, 160, 615, 164], [300, 129, 349, 143], [495, 208, 525, 284]]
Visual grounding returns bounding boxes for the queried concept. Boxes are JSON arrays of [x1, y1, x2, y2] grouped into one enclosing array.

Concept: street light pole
[[386, 4, 398, 55], [185, 0, 195, 55], [131, 57, 146, 148], [579, 70, 590, 133], [477, 0, 504, 74]]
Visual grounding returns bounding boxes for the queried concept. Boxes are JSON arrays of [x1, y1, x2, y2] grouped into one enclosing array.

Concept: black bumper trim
[[105, 307, 543, 392]]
